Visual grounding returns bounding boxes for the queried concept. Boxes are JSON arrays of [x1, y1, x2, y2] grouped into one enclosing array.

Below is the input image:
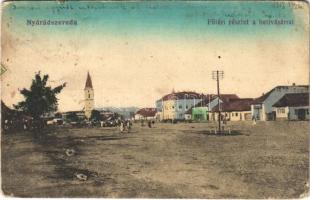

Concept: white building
[[251, 85, 309, 121], [210, 98, 253, 121], [134, 108, 157, 121], [155, 91, 205, 121], [273, 93, 309, 120]]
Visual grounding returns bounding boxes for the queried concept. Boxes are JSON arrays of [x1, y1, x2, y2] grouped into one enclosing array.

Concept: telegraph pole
[[212, 70, 224, 134]]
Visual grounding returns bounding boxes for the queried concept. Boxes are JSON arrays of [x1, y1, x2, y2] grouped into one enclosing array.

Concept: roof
[[159, 92, 238, 102], [161, 91, 204, 101], [85, 72, 93, 89], [194, 94, 239, 106], [184, 94, 240, 114], [215, 94, 239, 103], [252, 90, 274, 104], [272, 93, 309, 107], [212, 98, 254, 112], [136, 108, 157, 117], [253, 85, 309, 104], [1, 101, 32, 119]]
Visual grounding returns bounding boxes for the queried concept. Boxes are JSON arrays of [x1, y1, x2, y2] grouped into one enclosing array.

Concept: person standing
[[120, 121, 124, 133], [127, 120, 131, 133], [252, 115, 257, 125]]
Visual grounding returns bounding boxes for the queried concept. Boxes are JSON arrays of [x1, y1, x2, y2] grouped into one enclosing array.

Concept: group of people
[[119, 120, 132, 133], [140, 120, 155, 128]]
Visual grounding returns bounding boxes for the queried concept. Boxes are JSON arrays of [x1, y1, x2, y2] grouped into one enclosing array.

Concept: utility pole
[[212, 70, 224, 134]]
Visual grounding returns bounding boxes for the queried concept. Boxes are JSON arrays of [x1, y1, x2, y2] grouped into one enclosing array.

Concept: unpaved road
[[1, 121, 309, 198]]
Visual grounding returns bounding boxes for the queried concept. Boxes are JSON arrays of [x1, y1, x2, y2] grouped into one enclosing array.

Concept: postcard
[[1, 0, 309, 198]]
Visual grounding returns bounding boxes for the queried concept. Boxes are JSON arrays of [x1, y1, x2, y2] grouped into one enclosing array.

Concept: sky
[[1, 1, 309, 111]]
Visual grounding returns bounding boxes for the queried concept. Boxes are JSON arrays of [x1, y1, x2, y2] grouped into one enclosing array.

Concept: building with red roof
[[210, 98, 254, 121], [134, 108, 157, 120], [155, 90, 239, 121]]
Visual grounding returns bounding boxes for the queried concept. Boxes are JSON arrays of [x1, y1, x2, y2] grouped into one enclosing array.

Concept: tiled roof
[[136, 108, 157, 117], [85, 72, 93, 89], [159, 92, 238, 102], [272, 93, 309, 107], [212, 98, 254, 112], [161, 91, 204, 101]]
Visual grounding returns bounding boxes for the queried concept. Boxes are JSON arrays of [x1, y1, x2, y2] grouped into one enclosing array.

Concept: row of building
[[3, 71, 308, 125], [54, 72, 310, 122], [135, 84, 309, 121]]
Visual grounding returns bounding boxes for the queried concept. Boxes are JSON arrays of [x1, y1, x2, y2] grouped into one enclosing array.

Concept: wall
[[162, 100, 175, 120], [251, 86, 308, 121], [184, 114, 192, 120], [192, 107, 208, 121], [134, 114, 156, 121], [155, 100, 163, 112], [289, 106, 310, 120], [84, 88, 94, 119], [262, 86, 308, 120], [230, 111, 252, 121], [251, 104, 263, 120], [134, 114, 143, 120], [162, 98, 203, 120], [274, 107, 289, 119]]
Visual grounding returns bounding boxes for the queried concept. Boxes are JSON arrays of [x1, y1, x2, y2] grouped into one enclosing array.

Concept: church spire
[[84, 71, 94, 119], [172, 88, 175, 94], [85, 71, 93, 89]]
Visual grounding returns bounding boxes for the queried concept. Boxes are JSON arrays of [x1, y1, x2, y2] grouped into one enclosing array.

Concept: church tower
[[84, 72, 94, 119]]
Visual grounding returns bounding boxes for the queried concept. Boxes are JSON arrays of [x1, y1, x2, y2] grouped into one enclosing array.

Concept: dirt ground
[[1, 121, 309, 198]]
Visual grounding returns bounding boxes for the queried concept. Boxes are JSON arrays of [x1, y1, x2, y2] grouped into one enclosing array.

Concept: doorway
[[297, 109, 306, 120]]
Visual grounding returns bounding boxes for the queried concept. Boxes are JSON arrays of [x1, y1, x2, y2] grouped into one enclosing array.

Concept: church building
[[84, 72, 94, 119]]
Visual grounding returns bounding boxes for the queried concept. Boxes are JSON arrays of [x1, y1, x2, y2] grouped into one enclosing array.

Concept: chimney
[[292, 83, 296, 86]]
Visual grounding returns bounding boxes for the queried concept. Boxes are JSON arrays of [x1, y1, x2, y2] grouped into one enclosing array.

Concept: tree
[[14, 72, 66, 121], [90, 110, 102, 122]]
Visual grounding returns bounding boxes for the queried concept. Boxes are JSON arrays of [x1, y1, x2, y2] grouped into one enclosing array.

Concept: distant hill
[[96, 107, 140, 119]]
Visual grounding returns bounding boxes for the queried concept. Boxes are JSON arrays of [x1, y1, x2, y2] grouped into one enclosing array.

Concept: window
[[172, 106, 175, 109], [307, 109, 309, 115], [278, 108, 285, 114], [232, 113, 234, 117], [88, 94, 90, 98], [186, 105, 188, 109], [179, 105, 182, 109], [236, 113, 238, 116]]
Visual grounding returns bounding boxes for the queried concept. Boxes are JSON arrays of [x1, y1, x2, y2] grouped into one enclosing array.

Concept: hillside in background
[[96, 107, 140, 119]]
